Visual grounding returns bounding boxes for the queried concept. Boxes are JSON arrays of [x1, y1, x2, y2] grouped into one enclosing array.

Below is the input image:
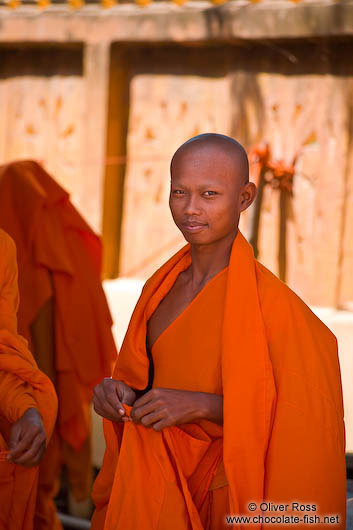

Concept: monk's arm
[[192, 391, 223, 424], [0, 232, 19, 333], [131, 388, 223, 430], [0, 232, 48, 466], [0, 371, 37, 425], [0, 235, 38, 425]]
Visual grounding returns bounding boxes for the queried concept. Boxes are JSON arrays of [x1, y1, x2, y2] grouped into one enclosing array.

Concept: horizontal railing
[[0, 0, 300, 8]]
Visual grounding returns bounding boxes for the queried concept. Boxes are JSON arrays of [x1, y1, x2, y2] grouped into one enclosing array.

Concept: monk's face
[[170, 145, 254, 245]]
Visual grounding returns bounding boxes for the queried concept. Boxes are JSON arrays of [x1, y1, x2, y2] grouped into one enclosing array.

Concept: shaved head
[[169, 133, 256, 247], [171, 133, 249, 185]]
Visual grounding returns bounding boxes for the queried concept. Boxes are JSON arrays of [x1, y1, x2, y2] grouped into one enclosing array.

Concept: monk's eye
[[203, 191, 217, 197], [172, 189, 185, 196]]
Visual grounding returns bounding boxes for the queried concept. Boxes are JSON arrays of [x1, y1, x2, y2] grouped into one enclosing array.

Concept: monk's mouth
[[182, 223, 207, 233]]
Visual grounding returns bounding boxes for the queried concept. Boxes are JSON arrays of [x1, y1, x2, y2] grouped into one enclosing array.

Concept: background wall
[[103, 42, 353, 311]]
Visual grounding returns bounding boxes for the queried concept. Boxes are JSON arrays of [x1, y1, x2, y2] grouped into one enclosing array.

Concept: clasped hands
[[93, 378, 223, 431]]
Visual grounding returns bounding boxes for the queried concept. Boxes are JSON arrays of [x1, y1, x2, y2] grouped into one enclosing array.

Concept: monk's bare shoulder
[[255, 260, 337, 347]]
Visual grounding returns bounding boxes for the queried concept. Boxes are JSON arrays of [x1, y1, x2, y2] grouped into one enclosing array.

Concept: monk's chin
[[180, 230, 213, 246]]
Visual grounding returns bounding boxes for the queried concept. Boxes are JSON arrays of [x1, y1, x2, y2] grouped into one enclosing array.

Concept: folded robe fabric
[[92, 231, 346, 530], [0, 329, 58, 530], [0, 228, 20, 335], [0, 160, 117, 451], [0, 229, 58, 530]]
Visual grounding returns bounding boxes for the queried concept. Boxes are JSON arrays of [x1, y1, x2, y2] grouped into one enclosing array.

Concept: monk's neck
[[188, 230, 237, 286]]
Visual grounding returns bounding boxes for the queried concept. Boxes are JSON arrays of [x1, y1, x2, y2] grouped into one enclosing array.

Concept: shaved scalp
[[171, 133, 249, 185]]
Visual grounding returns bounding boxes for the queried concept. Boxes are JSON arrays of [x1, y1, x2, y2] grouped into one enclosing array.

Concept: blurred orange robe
[[0, 161, 117, 529], [92, 231, 346, 530], [0, 229, 58, 530]]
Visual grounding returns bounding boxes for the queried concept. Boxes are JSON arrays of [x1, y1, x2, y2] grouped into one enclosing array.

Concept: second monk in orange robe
[[0, 228, 58, 530], [92, 134, 346, 530], [0, 161, 118, 529]]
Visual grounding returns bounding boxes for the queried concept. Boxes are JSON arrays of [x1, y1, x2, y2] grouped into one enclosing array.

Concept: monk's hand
[[131, 388, 215, 431], [93, 378, 136, 422], [7, 407, 46, 467]]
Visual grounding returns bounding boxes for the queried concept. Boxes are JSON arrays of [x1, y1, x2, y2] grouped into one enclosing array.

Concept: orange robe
[[0, 161, 117, 528], [0, 229, 58, 530], [0, 228, 37, 429], [92, 231, 346, 530], [152, 265, 229, 529]]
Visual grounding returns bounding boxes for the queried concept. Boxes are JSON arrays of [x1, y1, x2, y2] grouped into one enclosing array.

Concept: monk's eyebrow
[[198, 183, 222, 189], [170, 181, 186, 188], [171, 181, 222, 190]]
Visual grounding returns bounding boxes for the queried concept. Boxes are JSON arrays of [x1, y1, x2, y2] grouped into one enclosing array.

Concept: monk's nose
[[184, 195, 202, 216]]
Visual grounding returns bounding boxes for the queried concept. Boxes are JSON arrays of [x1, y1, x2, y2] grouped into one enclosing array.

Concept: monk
[[0, 161, 117, 529], [0, 228, 57, 530], [92, 134, 346, 529]]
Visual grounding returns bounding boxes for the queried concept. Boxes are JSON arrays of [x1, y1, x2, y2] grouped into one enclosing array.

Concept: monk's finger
[[103, 385, 125, 416], [152, 419, 169, 432], [139, 410, 165, 428], [131, 401, 157, 423], [8, 419, 32, 448], [94, 407, 122, 423], [93, 396, 125, 422], [10, 425, 45, 462], [94, 384, 118, 411], [7, 425, 22, 457], [132, 389, 155, 409], [94, 390, 124, 417], [93, 382, 107, 400], [28, 444, 46, 467], [119, 384, 136, 406], [93, 393, 116, 416], [13, 442, 45, 467], [12, 438, 46, 467], [8, 427, 37, 459], [94, 381, 123, 414], [93, 402, 121, 422]]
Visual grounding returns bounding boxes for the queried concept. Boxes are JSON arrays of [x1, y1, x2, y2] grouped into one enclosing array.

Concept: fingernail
[[119, 409, 125, 415]]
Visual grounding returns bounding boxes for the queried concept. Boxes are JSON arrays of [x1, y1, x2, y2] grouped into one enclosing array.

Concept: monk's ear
[[239, 182, 257, 212]]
